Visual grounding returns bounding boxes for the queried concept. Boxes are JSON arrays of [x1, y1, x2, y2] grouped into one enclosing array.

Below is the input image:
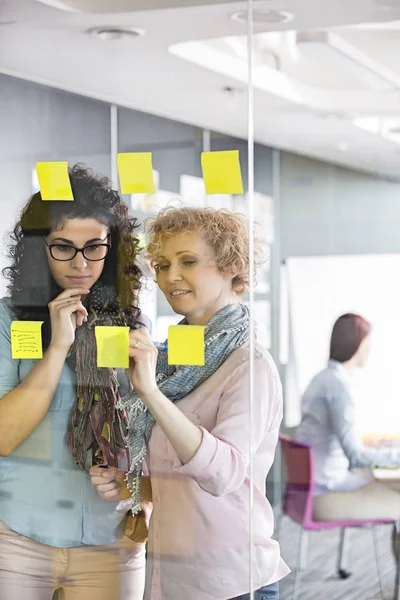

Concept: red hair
[[329, 313, 371, 363]]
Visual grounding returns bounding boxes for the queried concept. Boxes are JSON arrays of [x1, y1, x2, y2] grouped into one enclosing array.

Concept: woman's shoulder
[[224, 341, 280, 379], [304, 365, 349, 401], [0, 297, 15, 322]]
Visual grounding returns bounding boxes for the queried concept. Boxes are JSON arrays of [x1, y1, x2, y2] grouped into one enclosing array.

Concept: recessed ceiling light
[[230, 9, 294, 25], [222, 86, 245, 96], [86, 26, 145, 41]]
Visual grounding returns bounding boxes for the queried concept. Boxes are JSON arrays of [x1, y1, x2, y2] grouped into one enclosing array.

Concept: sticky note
[[117, 153, 156, 194], [95, 326, 129, 369], [36, 162, 74, 201], [11, 321, 44, 360], [201, 150, 244, 195], [168, 325, 205, 366]]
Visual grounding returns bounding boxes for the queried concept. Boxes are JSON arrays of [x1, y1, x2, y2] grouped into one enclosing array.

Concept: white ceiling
[[34, 0, 252, 12], [3, 0, 400, 177]]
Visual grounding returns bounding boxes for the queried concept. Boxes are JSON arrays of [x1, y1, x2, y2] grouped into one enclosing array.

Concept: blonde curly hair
[[145, 206, 263, 295]]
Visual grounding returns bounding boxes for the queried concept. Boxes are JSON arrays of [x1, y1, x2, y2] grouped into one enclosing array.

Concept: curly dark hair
[[3, 164, 142, 348]]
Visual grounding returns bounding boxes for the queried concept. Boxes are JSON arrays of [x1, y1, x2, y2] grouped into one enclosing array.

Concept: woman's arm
[[328, 384, 400, 468], [0, 346, 68, 456], [137, 388, 203, 464], [170, 356, 282, 496], [0, 289, 88, 456], [127, 328, 282, 497]]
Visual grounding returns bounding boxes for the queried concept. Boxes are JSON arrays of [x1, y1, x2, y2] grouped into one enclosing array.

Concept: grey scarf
[[118, 303, 250, 514]]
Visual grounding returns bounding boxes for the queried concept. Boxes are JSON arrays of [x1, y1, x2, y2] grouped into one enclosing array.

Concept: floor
[[277, 516, 397, 600]]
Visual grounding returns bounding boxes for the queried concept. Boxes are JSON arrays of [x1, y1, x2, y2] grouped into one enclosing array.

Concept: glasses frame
[[44, 237, 112, 262]]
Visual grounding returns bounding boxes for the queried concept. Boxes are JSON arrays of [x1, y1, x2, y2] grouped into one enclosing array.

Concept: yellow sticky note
[[95, 326, 129, 369], [168, 325, 205, 366], [117, 153, 156, 194], [201, 150, 244, 195], [11, 321, 44, 360], [36, 162, 74, 201]]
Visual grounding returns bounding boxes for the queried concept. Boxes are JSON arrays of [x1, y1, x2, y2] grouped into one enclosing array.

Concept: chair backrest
[[280, 434, 314, 527]]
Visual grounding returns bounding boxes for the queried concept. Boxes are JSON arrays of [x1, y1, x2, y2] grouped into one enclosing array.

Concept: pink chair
[[279, 435, 398, 600]]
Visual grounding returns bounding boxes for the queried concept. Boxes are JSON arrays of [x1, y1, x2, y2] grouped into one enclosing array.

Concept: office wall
[[118, 107, 204, 194], [280, 151, 400, 258]]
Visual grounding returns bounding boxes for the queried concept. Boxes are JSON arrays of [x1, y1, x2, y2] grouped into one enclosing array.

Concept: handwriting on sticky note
[[11, 321, 44, 360], [168, 325, 205, 366], [95, 326, 129, 369], [36, 162, 74, 201], [201, 150, 244, 195], [117, 153, 156, 195]]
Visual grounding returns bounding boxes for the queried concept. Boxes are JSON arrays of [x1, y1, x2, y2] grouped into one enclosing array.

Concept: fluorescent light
[[297, 31, 400, 92]]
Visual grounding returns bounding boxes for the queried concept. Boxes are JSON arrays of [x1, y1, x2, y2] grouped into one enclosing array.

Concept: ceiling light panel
[[297, 31, 400, 91]]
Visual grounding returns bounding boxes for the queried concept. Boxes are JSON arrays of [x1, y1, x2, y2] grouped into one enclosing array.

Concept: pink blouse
[[144, 342, 290, 600]]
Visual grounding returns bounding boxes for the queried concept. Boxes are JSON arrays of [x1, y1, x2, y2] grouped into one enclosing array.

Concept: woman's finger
[[55, 301, 88, 327], [58, 301, 88, 317], [94, 481, 119, 494], [128, 341, 154, 353], [129, 328, 152, 344], [51, 287, 90, 302], [90, 474, 116, 485], [128, 347, 156, 360], [90, 475, 108, 486], [128, 333, 156, 351], [103, 488, 120, 500], [90, 465, 119, 478]]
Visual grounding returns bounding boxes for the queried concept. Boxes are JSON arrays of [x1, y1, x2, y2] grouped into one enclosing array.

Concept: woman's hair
[[3, 164, 142, 345], [329, 313, 371, 363], [145, 206, 263, 294]]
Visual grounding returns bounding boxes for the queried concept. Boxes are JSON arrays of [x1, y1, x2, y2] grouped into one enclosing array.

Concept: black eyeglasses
[[44, 237, 111, 262]]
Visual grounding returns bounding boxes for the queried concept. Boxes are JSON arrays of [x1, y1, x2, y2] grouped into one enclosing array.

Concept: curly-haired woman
[[91, 207, 290, 600], [0, 165, 148, 600]]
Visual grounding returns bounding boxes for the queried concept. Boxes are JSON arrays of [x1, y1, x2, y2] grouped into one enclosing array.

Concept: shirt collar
[[328, 359, 355, 383]]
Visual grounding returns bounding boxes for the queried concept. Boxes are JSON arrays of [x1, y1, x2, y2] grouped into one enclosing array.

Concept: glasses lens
[[82, 244, 109, 261], [51, 245, 76, 261]]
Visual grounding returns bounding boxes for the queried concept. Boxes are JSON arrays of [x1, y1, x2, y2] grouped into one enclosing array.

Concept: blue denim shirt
[[0, 297, 131, 547]]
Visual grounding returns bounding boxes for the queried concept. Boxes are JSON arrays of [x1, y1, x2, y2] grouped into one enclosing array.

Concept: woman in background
[[297, 313, 400, 521], [91, 206, 290, 600], [0, 165, 147, 600]]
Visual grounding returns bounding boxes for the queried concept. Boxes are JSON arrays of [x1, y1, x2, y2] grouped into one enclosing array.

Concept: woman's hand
[[126, 328, 158, 400], [89, 466, 131, 501], [48, 287, 89, 352]]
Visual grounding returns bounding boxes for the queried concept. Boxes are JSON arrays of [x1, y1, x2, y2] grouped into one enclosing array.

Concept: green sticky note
[[117, 152, 156, 194], [36, 161, 74, 201], [168, 325, 205, 366], [201, 150, 244, 195], [11, 321, 44, 360], [95, 326, 129, 369]]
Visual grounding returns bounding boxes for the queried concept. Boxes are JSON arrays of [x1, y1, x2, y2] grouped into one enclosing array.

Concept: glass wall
[[0, 74, 112, 296]]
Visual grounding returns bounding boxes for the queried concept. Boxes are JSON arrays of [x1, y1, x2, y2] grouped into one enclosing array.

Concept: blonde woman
[[91, 207, 290, 600]]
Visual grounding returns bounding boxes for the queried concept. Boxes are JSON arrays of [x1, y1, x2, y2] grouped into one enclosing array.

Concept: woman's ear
[[222, 269, 237, 282]]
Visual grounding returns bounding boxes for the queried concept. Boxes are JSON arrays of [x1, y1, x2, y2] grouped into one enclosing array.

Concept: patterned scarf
[[118, 303, 250, 515], [65, 283, 130, 471]]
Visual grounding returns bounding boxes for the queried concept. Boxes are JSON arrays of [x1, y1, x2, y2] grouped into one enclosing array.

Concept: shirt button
[[84, 508, 89, 514]]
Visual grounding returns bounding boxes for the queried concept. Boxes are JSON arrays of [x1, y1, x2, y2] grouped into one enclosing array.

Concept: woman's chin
[[170, 306, 186, 316]]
